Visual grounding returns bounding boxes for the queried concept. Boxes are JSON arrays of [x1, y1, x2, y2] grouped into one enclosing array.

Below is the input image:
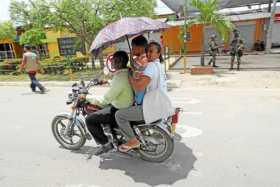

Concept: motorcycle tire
[[51, 115, 86, 150], [138, 126, 174, 163]]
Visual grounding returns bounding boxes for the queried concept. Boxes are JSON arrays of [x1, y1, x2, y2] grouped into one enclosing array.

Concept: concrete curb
[[0, 81, 76, 87], [0, 79, 183, 89]]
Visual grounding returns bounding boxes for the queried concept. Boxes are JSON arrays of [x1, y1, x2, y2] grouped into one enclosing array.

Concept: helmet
[[233, 29, 240, 37], [210, 34, 217, 39]]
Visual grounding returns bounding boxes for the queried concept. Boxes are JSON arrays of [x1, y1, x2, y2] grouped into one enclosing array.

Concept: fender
[[154, 121, 174, 138], [52, 112, 87, 134], [137, 120, 173, 137]]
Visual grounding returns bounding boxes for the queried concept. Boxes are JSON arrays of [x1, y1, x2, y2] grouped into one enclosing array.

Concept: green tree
[[0, 21, 16, 41], [10, 0, 51, 29], [19, 28, 46, 46], [10, 0, 156, 68], [191, 0, 233, 66], [102, 0, 156, 22]]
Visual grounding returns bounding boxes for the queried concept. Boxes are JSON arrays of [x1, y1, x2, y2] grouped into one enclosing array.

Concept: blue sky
[[0, 0, 173, 22]]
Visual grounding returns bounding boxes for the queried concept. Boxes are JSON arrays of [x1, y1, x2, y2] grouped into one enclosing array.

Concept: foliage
[[3, 58, 22, 65], [19, 28, 46, 46], [10, 0, 157, 69], [10, 0, 157, 52], [191, 0, 233, 41], [48, 0, 104, 51], [10, 0, 52, 29], [0, 21, 16, 41], [189, 0, 233, 65], [0, 69, 103, 81], [101, 0, 156, 22]]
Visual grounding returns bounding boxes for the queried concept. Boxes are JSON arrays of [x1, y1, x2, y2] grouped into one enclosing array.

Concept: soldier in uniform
[[230, 29, 245, 70], [208, 34, 219, 67]]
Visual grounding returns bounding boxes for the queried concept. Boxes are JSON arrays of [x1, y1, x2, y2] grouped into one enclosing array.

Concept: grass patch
[[0, 69, 105, 82]]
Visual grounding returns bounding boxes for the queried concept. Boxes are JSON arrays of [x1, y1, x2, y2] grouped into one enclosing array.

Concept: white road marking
[[177, 125, 203, 138]]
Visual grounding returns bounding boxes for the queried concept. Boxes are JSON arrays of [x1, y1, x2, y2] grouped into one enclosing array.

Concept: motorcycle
[[51, 79, 181, 162]]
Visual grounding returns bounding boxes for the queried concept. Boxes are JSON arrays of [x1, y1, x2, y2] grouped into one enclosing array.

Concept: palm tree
[[190, 0, 233, 66]]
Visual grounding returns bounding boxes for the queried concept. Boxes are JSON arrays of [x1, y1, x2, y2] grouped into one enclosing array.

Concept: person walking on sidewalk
[[208, 34, 219, 67], [19, 45, 46, 93], [230, 29, 245, 71]]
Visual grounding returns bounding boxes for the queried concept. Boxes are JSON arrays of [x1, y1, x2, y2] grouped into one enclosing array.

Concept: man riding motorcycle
[[82, 51, 133, 155]]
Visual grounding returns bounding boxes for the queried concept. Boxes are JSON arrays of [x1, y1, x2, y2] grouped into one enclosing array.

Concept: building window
[[0, 43, 15, 60], [57, 37, 78, 56], [37, 44, 49, 58]]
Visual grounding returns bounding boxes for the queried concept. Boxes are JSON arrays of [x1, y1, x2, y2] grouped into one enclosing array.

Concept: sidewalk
[[0, 81, 76, 87], [171, 53, 280, 70], [167, 69, 280, 89], [1, 53, 280, 89], [0, 79, 183, 89], [1, 71, 280, 89]]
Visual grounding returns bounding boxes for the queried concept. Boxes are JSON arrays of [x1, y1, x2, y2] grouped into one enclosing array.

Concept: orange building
[[161, 12, 270, 55]]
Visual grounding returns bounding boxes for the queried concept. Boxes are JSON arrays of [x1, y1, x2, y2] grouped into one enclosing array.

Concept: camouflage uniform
[[230, 30, 244, 70], [208, 35, 219, 67]]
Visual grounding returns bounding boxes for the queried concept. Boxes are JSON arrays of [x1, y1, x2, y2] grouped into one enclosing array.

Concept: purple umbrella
[[90, 17, 170, 56]]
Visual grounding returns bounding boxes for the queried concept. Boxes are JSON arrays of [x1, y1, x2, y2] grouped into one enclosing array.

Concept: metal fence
[[0, 51, 15, 60]]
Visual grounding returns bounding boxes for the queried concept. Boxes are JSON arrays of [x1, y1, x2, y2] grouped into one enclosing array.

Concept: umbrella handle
[[126, 35, 133, 63]]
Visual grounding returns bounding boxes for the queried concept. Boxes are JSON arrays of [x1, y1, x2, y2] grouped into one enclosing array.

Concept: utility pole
[[265, 0, 277, 53], [268, 0, 272, 12], [182, 0, 188, 74], [265, 0, 272, 46]]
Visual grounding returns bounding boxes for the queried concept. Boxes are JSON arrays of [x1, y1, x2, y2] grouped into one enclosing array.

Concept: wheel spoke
[[53, 116, 86, 149], [58, 121, 66, 127]]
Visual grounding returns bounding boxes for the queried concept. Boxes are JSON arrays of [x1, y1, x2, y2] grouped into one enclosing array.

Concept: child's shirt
[[132, 54, 149, 105]]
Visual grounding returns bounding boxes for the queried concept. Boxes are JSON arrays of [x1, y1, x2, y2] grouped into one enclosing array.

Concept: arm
[[238, 42, 245, 51], [86, 76, 123, 107], [19, 55, 27, 71], [129, 75, 151, 92], [36, 55, 40, 65], [36, 56, 44, 73]]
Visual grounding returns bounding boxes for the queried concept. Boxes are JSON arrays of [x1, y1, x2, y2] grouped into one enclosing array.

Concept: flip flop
[[118, 143, 140, 153]]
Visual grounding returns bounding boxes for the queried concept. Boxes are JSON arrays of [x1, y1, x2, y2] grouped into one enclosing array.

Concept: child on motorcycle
[[130, 35, 149, 105], [116, 41, 167, 152]]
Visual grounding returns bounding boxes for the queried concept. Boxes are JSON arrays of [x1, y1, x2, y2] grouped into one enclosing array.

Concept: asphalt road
[[0, 85, 280, 187]]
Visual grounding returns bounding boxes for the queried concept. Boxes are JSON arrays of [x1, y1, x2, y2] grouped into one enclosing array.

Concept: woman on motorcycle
[[84, 51, 134, 155], [115, 41, 167, 152]]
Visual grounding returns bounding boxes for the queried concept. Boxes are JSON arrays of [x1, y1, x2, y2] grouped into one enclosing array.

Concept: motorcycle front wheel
[[51, 114, 86, 150]]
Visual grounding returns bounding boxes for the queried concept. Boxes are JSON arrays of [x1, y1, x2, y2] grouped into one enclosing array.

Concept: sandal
[[118, 139, 140, 153]]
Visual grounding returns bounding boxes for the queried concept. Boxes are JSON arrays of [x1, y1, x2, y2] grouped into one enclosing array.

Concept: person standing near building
[[230, 29, 245, 70], [208, 34, 219, 67], [20, 45, 46, 93]]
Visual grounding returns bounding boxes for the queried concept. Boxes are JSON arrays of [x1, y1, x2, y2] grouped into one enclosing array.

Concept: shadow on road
[[69, 146, 99, 160], [98, 136, 197, 186]]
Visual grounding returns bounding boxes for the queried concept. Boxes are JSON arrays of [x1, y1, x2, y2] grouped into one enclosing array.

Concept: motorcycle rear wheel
[[51, 115, 86, 150], [138, 126, 174, 162]]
